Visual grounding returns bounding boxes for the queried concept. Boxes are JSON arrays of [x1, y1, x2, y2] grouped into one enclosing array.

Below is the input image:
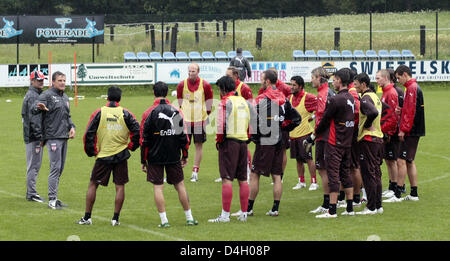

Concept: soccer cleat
[[77, 217, 92, 225], [111, 219, 120, 226], [48, 199, 63, 210], [382, 190, 395, 198], [266, 210, 279, 216], [56, 199, 69, 208], [27, 195, 44, 203], [310, 206, 328, 214], [353, 202, 362, 208], [214, 178, 222, 183], [237, 212, 248, 222], [231, 210, 242, 217], [292, 182, 306, 190], [383, 196, 402, 203], [247, 210, 254, 216], [190, 172, 198, 182], [208, 214, 230, 223], [158, 222, 170, 228], [315, 212, 337, 219], [402, 195, 419, 201], [361, 197, 368, 204], [340, 211, 355, 216], [356, 207, 377, 215], [337, 200, 347, 208], [309, 183, 319, 191], [186, 219, 199, 226], [377, 207, 384, 214]]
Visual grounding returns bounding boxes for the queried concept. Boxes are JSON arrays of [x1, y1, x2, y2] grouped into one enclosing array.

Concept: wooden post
[[150, 25, 155, 51], [195, 22, 199, 43], [97, 43, 100, 56], [145, 24, 149, 38], [256, 28, 263, 49], [165, 26, 170, 45], [110, 25, 114, 42], [436, 11, 439, 60], [170, 26, 177, 54], [303, 15, 306, 52], [370, 12, 373, 50], [420, 25, 426, 56], [334, 27, 340, 51], [232, 18, 235, 50], [223, 21, 227, 38], [216, 22, 220, 37]]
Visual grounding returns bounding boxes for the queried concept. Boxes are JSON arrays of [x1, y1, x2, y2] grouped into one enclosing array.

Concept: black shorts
[[218, 139, 248, 181], [252, 143, 283, 177], [290, 136, 313, 163], [325, 143, 352, 193], [186, 124, 207, 144], [350, 138, 360, 169], [384, 135, 401, 160], [147, 162, 184, 185], [91, 160, 129, 186], [399, 136, 420, 163], [281, 130, 290, 150], [315, 140, 327, 170]]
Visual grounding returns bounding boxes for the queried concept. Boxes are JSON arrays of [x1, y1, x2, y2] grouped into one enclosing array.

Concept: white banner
[[0, 64, 70, 87], [156, 62, 229, 84], [71, 63, 155, 85]]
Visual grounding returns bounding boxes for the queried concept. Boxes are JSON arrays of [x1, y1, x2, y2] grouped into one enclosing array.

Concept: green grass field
[[1, 83, 449, 241], [0, 11, 449, 64]]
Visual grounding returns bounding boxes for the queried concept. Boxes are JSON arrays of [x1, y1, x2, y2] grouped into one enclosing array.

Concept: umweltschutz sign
[[71, 63, 155, 86]]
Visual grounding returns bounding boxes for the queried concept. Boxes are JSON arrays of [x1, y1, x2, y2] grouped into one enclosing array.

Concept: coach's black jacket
[[32, 87, 76, 141], [140, 98, 189, 165], [22, 85, 43, 143], [83, 101, 140, 163]]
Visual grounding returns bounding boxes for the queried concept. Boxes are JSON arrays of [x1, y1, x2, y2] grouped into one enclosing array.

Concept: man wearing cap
[[229, 48, 252, 81], [33, 71, 75, 210], [22, 70, 46, 203]]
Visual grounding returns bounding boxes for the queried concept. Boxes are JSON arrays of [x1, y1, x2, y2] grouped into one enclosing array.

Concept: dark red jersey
[[400, 79, 425, 137]]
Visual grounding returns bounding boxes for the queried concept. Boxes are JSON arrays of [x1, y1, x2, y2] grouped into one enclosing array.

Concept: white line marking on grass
[[418, 173, 450, 184], [0, 189, 187, 241], [417, 151, 450, 161]]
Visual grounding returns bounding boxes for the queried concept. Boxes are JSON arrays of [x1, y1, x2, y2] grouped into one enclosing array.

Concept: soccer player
[[176, 63, 213, 182], [387, 65, 425, 202], [33, 71, 75, 210], [247, 69, 301, 217], [78, 86, 141, 226], [141, 81, 199, 228], [288, 76, 319, 191], [376, 69, 402, 200], [208, 76, 255, 223], [306, 68, 356, 218], [22, 70, 46, 203], [353, 73, 384, 215], [307, 67, 336, 214]]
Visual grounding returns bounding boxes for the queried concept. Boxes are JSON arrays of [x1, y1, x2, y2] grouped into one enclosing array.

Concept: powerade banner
[[0, 15, 104, 44], [0, 16, 22, 43]]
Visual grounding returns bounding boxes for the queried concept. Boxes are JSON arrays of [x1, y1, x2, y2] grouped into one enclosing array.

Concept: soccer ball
[[171, 90, 177, 97]]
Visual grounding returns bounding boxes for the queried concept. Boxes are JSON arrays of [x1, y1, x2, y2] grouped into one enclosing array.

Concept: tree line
[[1, 0, 448, 23]]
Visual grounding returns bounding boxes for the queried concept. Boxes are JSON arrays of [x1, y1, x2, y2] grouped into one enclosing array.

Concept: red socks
[[193, 166, 199, 173], [299, 176, 305, 183], [239, 182, 249, 212], [222, 184, 233, 212]]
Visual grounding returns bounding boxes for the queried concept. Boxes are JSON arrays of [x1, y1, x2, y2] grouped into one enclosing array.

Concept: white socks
[[185, 209, 193, 221], [159, 212, 168, 224]]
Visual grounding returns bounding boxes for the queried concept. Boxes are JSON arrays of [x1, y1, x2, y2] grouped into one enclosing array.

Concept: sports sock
[[410, 186, 418, 197], [329, 204, 337, 215], [353, 194, 361, 204], [239, 182, 249, 212], [322, 194, 330, 209], [112, 212, 120, 221], [222, 183, 233, 212], [272, 200, 280, 212], [247, 199, 255, 212], [299, 176, 305, 183], [84, 212, 91, 220], [192, 166, 199, 173], [346, 200, 353, 213], [394, 185, 402, 198], [184, 209, 193, 221], [338, 191, 345, 201], [311, 176, 317, 184], [389, 181, 396, 191], [159, 212, 168, 224]]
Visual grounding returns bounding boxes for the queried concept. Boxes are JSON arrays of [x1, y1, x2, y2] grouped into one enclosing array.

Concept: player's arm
[[140, 111, 153, 165], [123, 109, 141, 151], [360, 95, 378, 130], [176, 81, 184, 107], [204, 82, 214, 115], [83, 109, 101, 157], [244, 59, 252, 78], [32, 92, 49, 114], [315, 98, 335, 136], [281, 99, 302, 132], [399, 86, 417, 136]]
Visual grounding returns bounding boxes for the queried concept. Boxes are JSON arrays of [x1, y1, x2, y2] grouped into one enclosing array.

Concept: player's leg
[[293, 160, 306, 190], [25, 141, 44, 202]]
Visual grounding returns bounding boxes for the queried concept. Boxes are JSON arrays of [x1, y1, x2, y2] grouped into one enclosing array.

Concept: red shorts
[[218, 139, 248, 181], [251, 143, 283, 177], [147, 162, 184, 185], [90, 160, 129, 186]]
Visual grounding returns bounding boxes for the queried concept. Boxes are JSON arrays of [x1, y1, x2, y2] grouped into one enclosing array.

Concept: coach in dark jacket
[[32, 71, 75, 210], [22, 70, 46, 203], [229, 48, 252, 81]]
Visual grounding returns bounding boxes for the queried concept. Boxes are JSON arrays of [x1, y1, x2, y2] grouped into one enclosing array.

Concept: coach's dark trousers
[[359, 140, 384, 211]]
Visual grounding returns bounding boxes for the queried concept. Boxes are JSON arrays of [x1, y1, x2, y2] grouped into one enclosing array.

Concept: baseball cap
[[30, 70, 47, 81]]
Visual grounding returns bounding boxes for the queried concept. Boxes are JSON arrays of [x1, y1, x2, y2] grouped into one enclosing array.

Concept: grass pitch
[[0, 83, 450, 241]]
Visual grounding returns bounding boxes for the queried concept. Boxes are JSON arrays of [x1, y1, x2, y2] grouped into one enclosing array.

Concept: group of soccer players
[[23, 61, 424, 227]]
